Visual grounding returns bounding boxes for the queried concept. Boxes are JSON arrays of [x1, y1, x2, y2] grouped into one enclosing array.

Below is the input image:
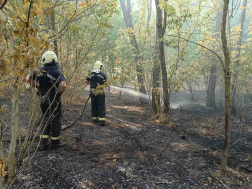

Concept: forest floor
[[2, 89, 252, 189]]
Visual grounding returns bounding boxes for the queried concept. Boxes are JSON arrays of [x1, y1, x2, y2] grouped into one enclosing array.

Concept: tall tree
[[206, 5, 223, 108], [231, 0, 247, 115], [120, 0, 147, 104], [221, 0, 231, 171], [51, 5, 58, 57], [155, 0, 169, 113], [152, 31, 161, 114], [149, 0, 160, 114], [7, 85, 19, 184], [147, 0, 152, 30]]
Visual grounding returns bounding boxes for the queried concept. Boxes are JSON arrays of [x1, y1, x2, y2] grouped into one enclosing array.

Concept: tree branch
[[26, 0, 33, 47], [167, 34, 225, 71], [47, 0, 98, 41], [0, 0, 8, 10], [66, 29, 100, 82]]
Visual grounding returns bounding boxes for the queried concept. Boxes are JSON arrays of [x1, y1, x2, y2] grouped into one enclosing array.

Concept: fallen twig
[[229, 139, 242, 149], [129, 179, 179, 185], [144, 180, 179, 184], [216, 177, 229, 189]]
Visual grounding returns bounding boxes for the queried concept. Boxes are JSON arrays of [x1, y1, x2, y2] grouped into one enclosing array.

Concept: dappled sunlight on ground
[[170, 142, 190, 151], [111, 105, 145, 113], [107, 115, 142, 131]]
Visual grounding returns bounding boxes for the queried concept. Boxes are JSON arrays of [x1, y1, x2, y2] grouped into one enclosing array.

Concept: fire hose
[[2, 95, 91, 143], [61, 95, 90, 131]]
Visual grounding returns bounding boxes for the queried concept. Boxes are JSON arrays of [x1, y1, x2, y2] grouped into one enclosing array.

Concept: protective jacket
[[88, 71, 107, 90], [30, 63, 65, 96]]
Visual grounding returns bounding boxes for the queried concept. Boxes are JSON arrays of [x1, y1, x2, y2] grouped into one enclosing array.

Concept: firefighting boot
[[92, 117, 99, 123], [51, 138, 66, 148], [99, 121, 105, 126], [99, 118, 106, 126], [38, 137, 49, 151]]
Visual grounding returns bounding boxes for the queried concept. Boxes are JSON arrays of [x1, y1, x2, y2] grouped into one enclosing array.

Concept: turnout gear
[[38, 135, 49, 151], [51, 137, 66, 148], [40, 95, 62, 145], [35, 67, 62, 96], [29, 51, 66, 150], [86, 61, 107, 126], [91, 93, 106, 126]]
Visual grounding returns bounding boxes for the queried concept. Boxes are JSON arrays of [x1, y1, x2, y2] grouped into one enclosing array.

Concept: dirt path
[[7, 92, 252, 188]]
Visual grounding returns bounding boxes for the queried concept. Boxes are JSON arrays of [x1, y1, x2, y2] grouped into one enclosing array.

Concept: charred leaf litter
[[1, 90, 252, 189]]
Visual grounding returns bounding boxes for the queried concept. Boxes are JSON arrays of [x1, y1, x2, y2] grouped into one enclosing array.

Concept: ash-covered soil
[[2, 90, 252, 189]]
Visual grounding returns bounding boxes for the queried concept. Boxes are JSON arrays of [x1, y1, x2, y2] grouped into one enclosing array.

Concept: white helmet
[[41, 51, 58, 64], [92, 61, 103, 73], [93, 61, 103, 69]]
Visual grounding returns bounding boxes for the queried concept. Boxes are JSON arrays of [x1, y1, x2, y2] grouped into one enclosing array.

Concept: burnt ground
[[1, 89, 252, 189]]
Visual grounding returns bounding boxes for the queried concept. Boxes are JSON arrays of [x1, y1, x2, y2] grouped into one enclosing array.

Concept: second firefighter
[[85, 61, 107, 126]]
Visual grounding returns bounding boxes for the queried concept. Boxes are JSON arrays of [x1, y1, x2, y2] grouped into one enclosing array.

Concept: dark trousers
[[91, 93, 106, 122], [40, 94, 62, 140]]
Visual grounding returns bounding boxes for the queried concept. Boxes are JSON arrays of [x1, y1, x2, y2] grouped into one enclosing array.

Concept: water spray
[[110, 86, 150, 99], [110, 85, 181, 109]]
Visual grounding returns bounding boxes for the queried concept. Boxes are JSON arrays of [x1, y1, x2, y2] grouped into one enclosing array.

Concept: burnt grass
[[2, 89, 252, 189]]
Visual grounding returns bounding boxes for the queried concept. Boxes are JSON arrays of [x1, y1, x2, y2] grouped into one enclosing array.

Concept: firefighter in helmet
[[85, 61, 107, 126], [26, 51, 67, 151]]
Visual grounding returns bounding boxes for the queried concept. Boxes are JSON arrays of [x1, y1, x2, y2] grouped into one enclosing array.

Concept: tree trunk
[[151, 0, 160, 114], [152, 41, 160, 114], [231, 0, 247, 115], [0, 9, 6, 161], [155, 0, 169, 113], [206, 65, 216, 107], [0, 122, 4, 159], [186, 79, 194, 101], [7, 85, 20, 184], [51, 7, 58, 57], [120, 0, 147, 104], [206, 8, 223, 107], [221, 0, 231, 171], [0, 119, 5, 188], [147, 0, 152, 30]]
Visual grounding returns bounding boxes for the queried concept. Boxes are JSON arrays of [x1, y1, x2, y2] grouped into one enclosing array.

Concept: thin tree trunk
[[206, 8, 223, 108], [206, 65, 216, 107], [151, 0, 160, 114], [221, 0, 231, 171], [120, 0, 147, 104], [0, 118, 5, 188], [51, 7, 58, 57], [231, 0, 247, 115], [0, 122, 4, 159], [0, 9, 6, 161], [186, 79, 194, 101], [155, 0, 169, 113], [147, 0, 152, 30], [7, 85, 19, 184], [152, 40, 160, 114]]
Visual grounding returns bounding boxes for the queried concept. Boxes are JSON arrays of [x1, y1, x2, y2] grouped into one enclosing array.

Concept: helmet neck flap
[[43, 62, 59, 70]]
